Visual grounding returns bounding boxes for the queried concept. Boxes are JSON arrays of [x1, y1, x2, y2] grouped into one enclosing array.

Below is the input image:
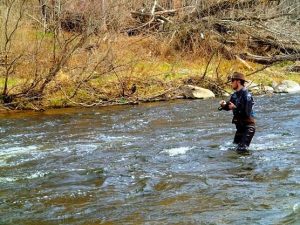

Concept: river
[[0, 94, 299, 224]]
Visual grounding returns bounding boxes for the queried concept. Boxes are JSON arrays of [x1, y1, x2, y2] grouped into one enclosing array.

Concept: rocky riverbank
[[1, 77, 299, 112], [149, 79, 300, 102]]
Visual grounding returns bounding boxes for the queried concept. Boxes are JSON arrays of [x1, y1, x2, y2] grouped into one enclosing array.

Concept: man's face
[[231, 79, 239, 90]]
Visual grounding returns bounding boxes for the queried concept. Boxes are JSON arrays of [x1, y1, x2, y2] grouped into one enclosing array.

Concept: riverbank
[[1, 55, 299, 112]]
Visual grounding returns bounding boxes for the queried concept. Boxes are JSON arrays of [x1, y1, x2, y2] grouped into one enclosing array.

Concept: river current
[[0, 94, 299, 224]]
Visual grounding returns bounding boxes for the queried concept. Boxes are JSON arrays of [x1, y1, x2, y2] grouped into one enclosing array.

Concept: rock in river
[[180, 85, 215, 99]]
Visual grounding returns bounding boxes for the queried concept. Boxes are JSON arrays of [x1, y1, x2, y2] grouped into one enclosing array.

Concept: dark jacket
[[223, 87, 255, 126]]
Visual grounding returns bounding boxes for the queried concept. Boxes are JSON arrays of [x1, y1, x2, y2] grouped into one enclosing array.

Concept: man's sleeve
[[244, 93, 254, 117]]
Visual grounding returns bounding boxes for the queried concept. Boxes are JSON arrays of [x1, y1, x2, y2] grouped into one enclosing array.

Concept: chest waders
[[234, 125, 255, 152]]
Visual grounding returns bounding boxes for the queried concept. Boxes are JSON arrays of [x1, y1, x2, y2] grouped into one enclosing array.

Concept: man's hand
[[228, 102, 236, 110]]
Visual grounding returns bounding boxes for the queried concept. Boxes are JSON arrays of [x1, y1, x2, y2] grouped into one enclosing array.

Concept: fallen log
[[128, 8, 177, 35], [240, 53, 300, 64], [221, 13, 293, 22], [248, 37, 300, 55]]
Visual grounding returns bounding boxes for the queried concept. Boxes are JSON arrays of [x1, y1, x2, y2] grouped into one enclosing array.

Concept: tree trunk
[[101, 0, 108, 31]]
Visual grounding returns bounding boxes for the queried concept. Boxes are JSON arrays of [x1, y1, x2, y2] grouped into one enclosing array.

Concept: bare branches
[[246, 64, 276, 77], [195, 0, 259, 19], [1, 0, 26, 99], [38, 32, 90, 95], [202, 48, 219, 80], [127, 0, 300, 65], [128, 2, 177, 35]]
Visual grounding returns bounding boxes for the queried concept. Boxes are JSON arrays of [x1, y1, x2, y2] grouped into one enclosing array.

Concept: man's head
[[230, 72, 247, 90]]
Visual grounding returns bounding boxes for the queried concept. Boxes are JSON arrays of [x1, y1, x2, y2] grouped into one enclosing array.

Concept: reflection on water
[[0, 95, 299, 224]]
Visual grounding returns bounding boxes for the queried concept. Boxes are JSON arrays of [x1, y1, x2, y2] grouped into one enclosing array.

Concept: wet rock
[[262, 86, 274, 93], [274, 80, 300, 94], [180, 85, 215, 99]]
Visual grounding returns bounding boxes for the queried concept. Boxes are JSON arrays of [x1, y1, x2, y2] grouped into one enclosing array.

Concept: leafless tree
[[0, 0, 26, 104], [0, 0, 114, 109]]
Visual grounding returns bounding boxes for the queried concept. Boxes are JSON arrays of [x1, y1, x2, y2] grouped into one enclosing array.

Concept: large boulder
[[274, 80, 300, 94], [180, 85, 215, 99]]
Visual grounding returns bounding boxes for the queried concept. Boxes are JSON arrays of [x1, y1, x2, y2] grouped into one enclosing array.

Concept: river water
[[0, 94, 299, 225]]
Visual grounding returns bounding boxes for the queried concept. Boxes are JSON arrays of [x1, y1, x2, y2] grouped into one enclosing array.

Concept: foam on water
[[0, 145, 38, 155], [95, 134, 134, 142], [74, 143, 99, 152], [219, 138, 296, 152], [162, 146, 193, 156], [250, 141, 296, 151], [293, 203, 300, 213], [0, 145, 40, 167], [26, 171, 49, 179], [0, 177, 17, 183], [0, 171, 49, 184], [219, 141, 237, 151]]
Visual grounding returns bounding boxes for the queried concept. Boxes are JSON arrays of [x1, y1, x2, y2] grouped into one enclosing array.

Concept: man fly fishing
[[219, 72, 256, 153]]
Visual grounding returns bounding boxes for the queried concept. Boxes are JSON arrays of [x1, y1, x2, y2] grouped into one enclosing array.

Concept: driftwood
[[131, 10, 176, 18], [221, 13, 293, 22], [240, 53, 300, 64], [248, 36, 300, 55], [126, 1, 179, 35]]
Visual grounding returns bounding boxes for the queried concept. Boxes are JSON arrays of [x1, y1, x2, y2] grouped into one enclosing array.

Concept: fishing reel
[[218, 101, 230, 111]]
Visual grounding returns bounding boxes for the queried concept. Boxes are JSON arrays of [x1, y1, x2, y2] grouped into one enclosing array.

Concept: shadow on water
[[0, 95, 299, 224]]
